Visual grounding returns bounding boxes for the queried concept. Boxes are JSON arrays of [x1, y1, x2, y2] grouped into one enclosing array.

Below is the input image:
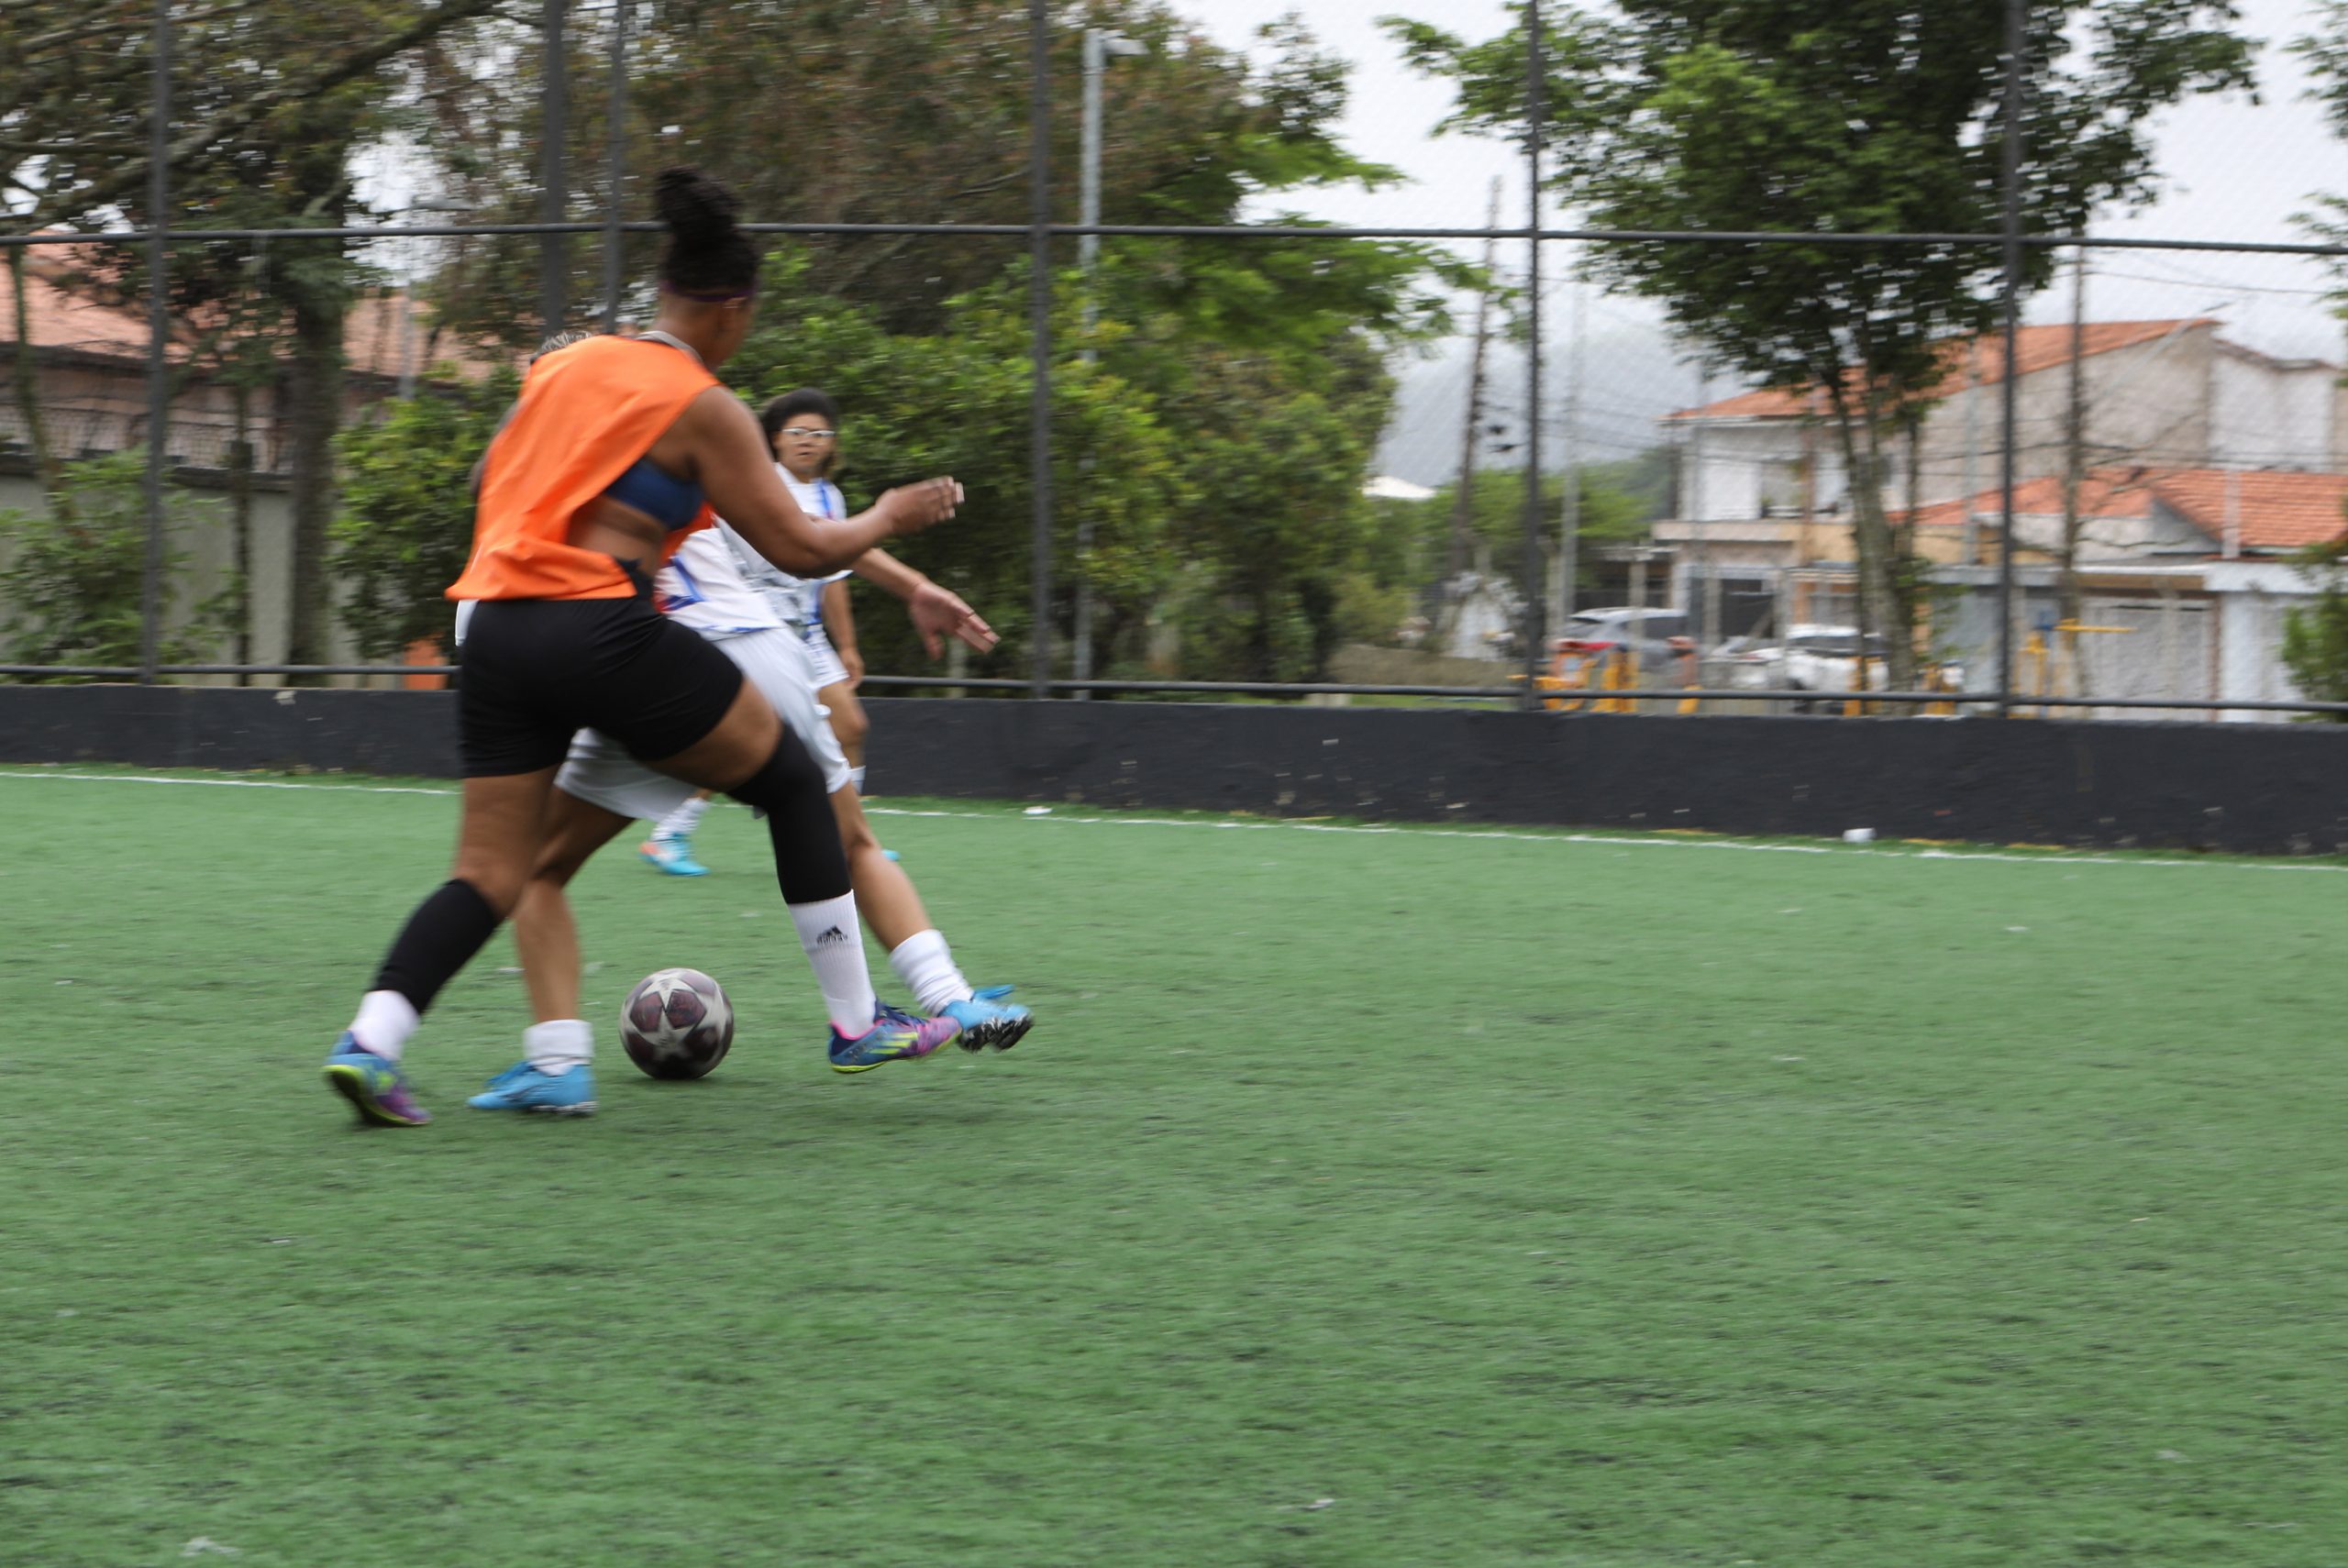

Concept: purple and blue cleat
[[323, 1032, 432, 1126], [828, 1001, 962, 1074]]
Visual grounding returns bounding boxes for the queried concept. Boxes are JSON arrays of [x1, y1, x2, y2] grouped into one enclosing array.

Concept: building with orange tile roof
[[0, 244, 515, 680], [1640, 317, 2348, 718]]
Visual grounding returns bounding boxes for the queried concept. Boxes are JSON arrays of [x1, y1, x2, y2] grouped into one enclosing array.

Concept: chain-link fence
[[4, 0, 2346, 721]]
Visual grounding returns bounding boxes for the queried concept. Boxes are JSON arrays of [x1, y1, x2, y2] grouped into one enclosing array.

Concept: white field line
[[4, 767, 2342, 876], [0, 769, 457, 796]]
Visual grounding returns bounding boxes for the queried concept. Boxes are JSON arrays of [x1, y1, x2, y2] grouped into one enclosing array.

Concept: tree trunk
[[1891, 414, 1924, 685], [2058, 248, 2088, 699], [1827, 391, 1917, 696], [282, 284, 344, 682], [1440, 180, 1504, 642], [7, 247, 72, 523], [229, 379, 254, 680]]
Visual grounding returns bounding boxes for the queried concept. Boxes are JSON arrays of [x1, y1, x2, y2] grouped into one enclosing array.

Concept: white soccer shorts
[[801, 625, 850, 690], [557, 624, 854, 821]]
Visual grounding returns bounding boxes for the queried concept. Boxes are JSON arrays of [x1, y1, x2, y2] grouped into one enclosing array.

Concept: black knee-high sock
[[724, 734, 850, 903], [371, 878, 504, 1013]]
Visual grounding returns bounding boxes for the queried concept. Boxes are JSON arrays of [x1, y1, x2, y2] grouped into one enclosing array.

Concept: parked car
[[1555, 608, 1693, 676], [1722, 624, 1891, 709]]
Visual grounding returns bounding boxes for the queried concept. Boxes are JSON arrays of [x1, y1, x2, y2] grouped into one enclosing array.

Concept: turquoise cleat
[[943, 985, 1033, 1053], [323, 1032, 431, 1127], [637, 832, 709, 878], [828, 1002, 961, 1074], [467, 1061, 598, 1116]]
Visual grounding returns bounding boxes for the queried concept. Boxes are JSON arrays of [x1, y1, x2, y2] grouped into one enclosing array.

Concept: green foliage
[[2282, 539, 2348, 720], [428, 2, 1456, 351], [1139, 339, 1398, 683], [1423, 459, 1661, 569], [403, 4, 1457, 687], [716, 253, 1183, 679], [722, 246, 1423, 685], [0, 453, 227, 676], [2296, 1, 2348, 141], [332, 370, 518, 661]]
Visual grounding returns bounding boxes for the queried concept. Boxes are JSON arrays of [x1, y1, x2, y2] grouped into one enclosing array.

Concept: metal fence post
[[139, 0, 172, 687], [601, 0, 629, 333], [1519, 0, 1546, 711], [1996, 0, 2024, 718], [541, 0, 569, 341], [1028, 0, 1055, 700]]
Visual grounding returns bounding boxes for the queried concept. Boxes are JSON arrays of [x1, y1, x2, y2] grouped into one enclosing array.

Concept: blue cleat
[[467, 1061, 598, 1116], [323, 1032, 431, 1127], [829, 1002, 961, 1074], [637, 832, 709, 878], [943, 985, 1033, 1053], [882, 848, 901, 863]]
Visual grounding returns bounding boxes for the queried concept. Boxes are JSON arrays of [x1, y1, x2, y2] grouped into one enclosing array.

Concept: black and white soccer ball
[[619, 966, 736, 1081]]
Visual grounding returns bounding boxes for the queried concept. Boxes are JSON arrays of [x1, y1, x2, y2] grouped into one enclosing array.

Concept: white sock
[[653, 795, 710, 841], [847, 765, 867, 793], [889, 929, 975, 1012], [524, 1018, 593, 1077], [789, 893, 878, 1034], [348, 989, 419, 1062]]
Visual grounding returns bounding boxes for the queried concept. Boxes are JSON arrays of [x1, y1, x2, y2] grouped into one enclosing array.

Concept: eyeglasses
[[779, 426, 837, 440]]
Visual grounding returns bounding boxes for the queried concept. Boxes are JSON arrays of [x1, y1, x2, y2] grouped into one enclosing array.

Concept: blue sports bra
[[602, 455, 703, 532]]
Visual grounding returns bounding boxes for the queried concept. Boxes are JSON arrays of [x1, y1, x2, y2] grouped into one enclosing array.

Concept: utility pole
[[1442, 178, 1505, 645], [601, 0, 631, 332], [1961, 337, 1981, 566], [1071, 28, 1144, 694], [1693, 364, 1718, 650], [1995, 0, 2024, 717], [2058, 246, 2088, 694], [540, 0, 569, 341], [1549, 272, 1585, 633]]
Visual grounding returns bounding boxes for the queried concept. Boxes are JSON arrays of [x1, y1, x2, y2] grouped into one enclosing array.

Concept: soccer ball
[[619, 967, 736, 1081]]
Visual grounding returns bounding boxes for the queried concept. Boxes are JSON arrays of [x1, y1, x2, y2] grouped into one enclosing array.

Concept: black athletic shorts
[[458, 590, 744, 778]]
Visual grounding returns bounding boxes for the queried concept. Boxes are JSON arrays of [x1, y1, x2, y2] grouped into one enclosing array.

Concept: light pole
[[1072, 27, 1146, 691]]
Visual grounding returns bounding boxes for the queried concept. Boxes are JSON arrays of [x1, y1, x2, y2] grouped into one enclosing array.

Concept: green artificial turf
[[2, 765, 2343, 1566]]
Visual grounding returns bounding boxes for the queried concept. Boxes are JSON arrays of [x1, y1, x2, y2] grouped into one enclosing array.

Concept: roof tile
[[1667, 320, 2221, 422]]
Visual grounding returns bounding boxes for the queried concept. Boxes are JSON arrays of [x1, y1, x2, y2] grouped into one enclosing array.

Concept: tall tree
[[417, 3, 1453, 348], [1384, 1, 2254, 685], [409, 2, 1457, 682]]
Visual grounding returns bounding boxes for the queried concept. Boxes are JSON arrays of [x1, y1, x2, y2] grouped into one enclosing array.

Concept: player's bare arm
[[680, 391, 959, 575], [849, 546, 998, 657]]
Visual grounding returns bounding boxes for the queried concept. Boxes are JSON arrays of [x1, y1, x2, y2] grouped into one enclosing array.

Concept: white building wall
[[0, 470, 372, 684], [2206, 559, 2319, 721], [1911, 326, 2218, 507], [1676, 422, 1847, 524], [2211, 354, 2336, 472]]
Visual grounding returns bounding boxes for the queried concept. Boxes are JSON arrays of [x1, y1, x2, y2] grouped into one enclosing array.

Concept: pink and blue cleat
[[828, 1001, 962, 1074]]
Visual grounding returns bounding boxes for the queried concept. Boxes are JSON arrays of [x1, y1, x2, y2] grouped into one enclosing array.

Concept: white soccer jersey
[[658, 527, 787, 639], [714, 468, 851, 631]]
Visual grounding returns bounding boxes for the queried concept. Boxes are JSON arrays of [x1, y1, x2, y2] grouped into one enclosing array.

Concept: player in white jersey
[[460, 482, 1034, 1110], [639, 388, 875, 872]]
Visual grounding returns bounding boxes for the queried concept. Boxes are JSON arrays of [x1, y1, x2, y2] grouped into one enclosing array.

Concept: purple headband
[[659, 281, 756, 304]]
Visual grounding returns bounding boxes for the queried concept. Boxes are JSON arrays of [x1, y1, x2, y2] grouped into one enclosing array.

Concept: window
[[1757, 458, 1804, 516]]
